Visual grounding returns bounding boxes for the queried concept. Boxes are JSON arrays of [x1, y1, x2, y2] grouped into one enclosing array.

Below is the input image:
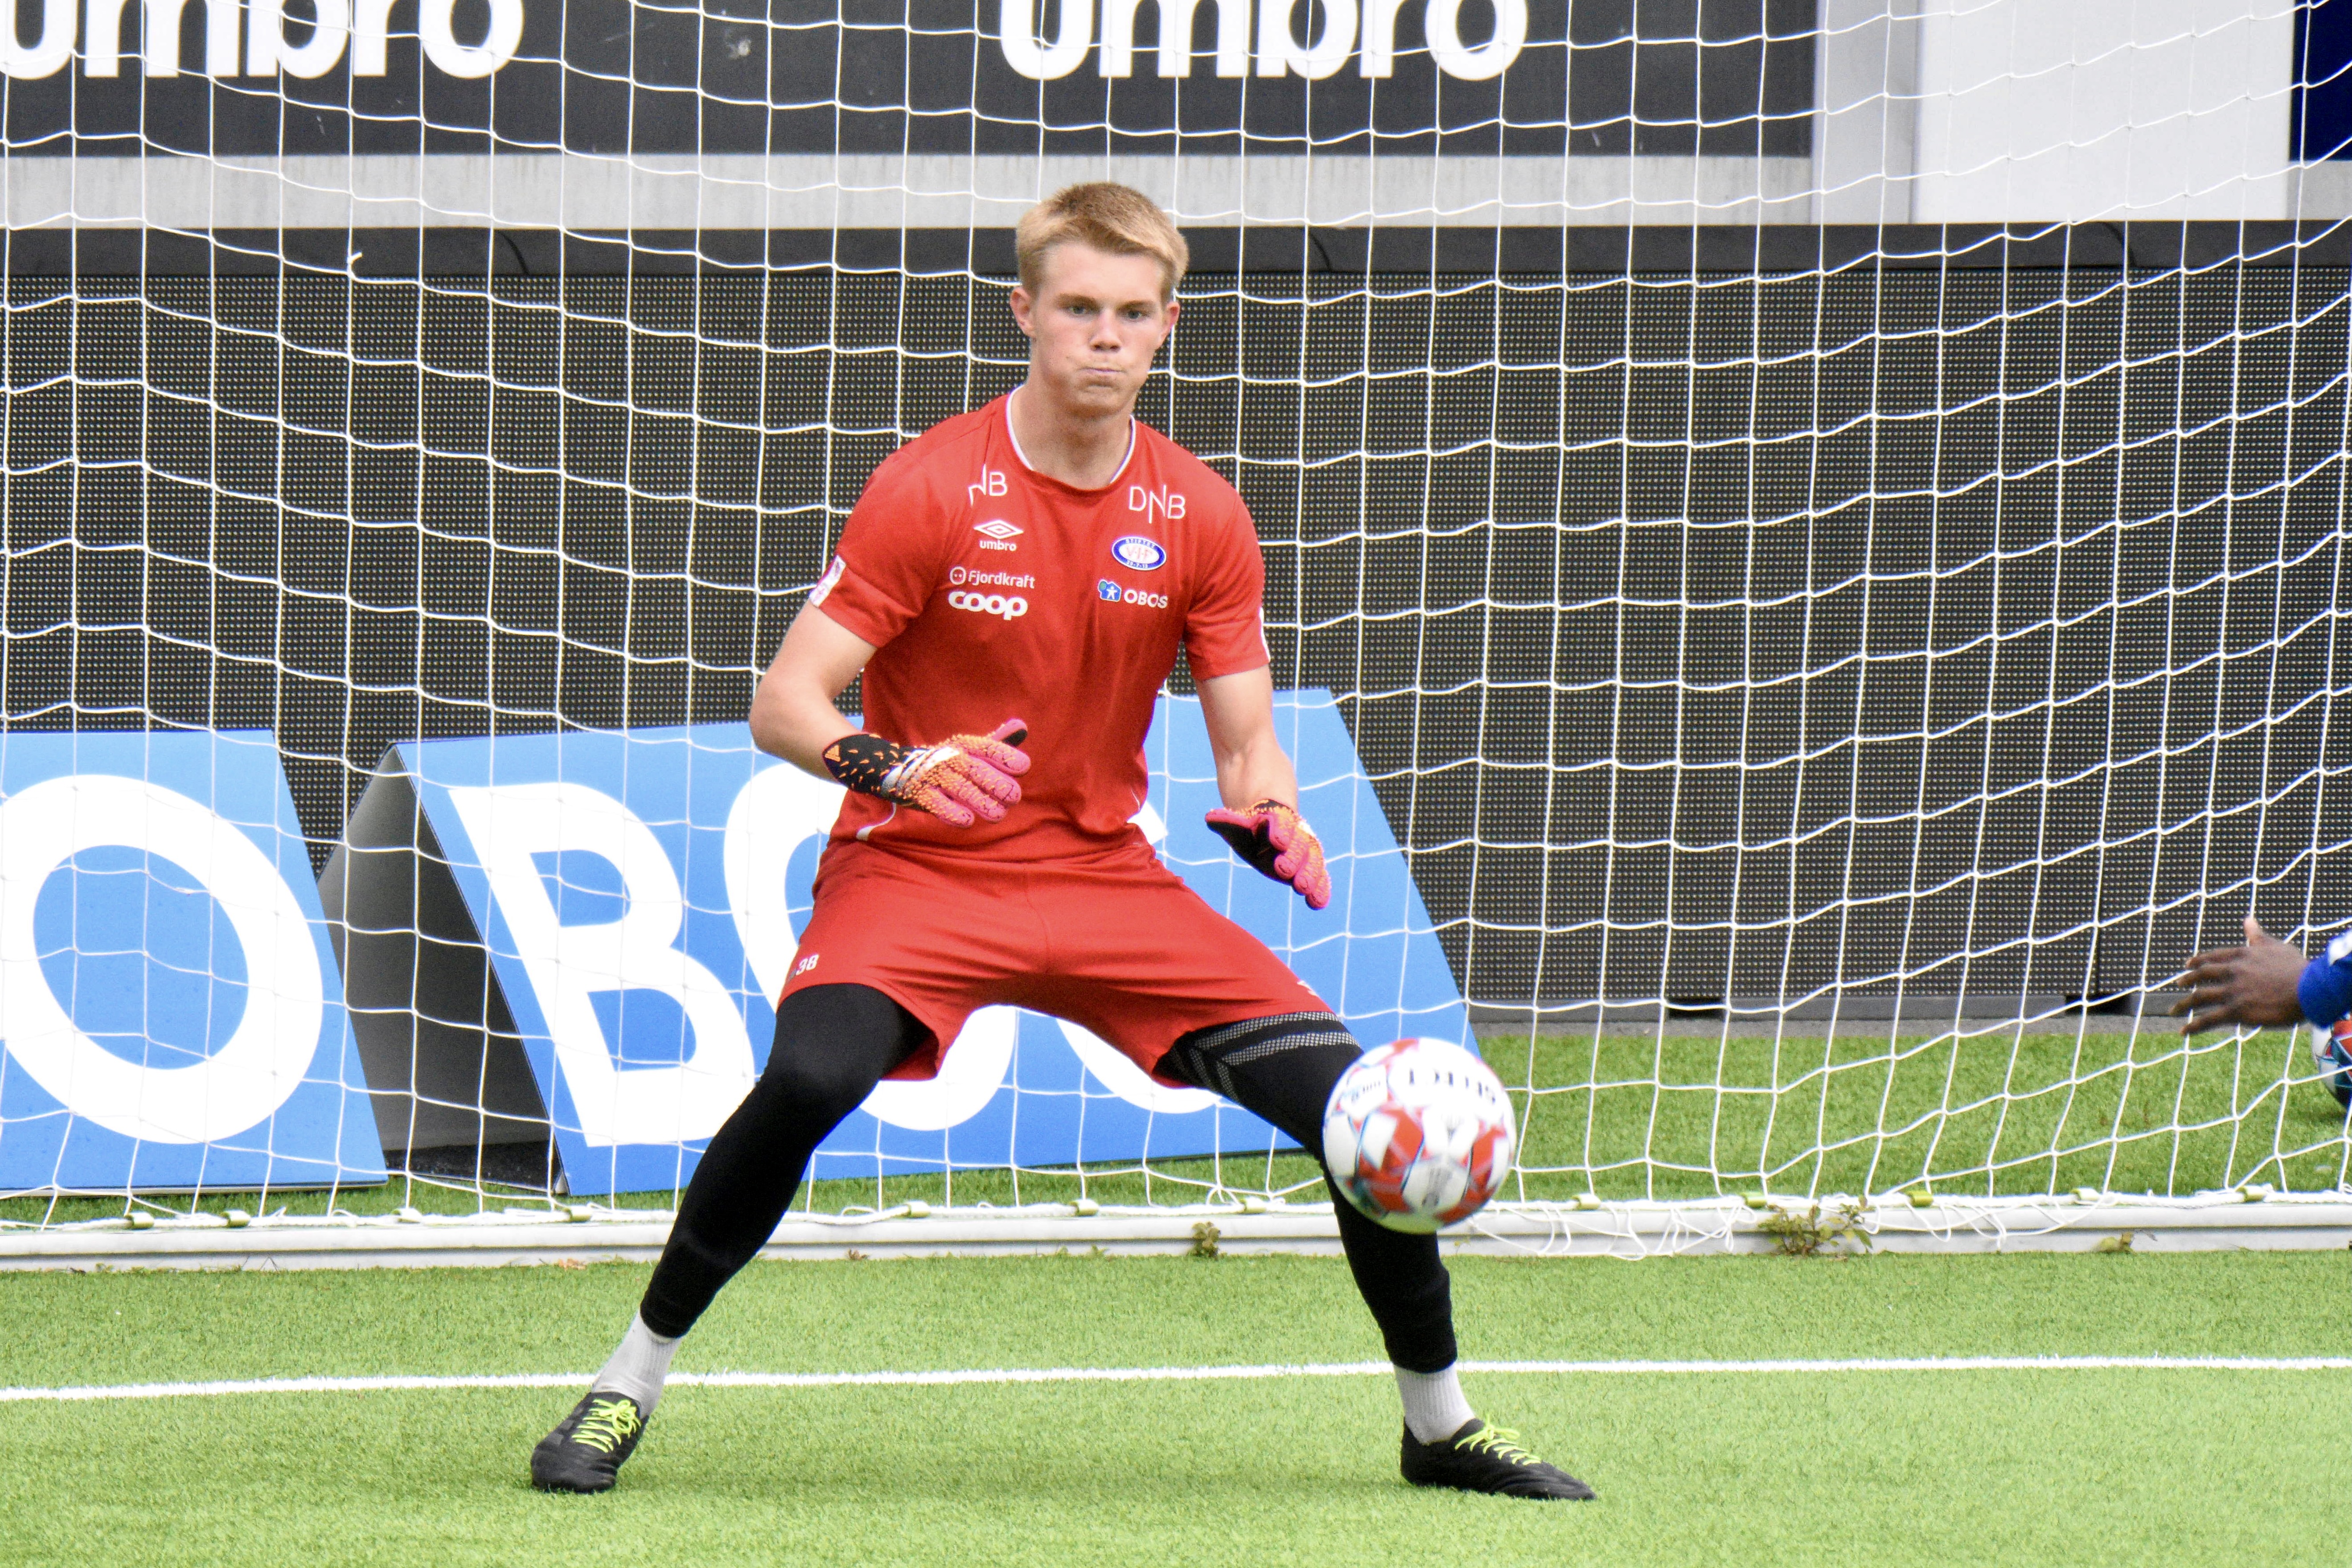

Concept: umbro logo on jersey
[[1098, 579, 1169, 610], [973, 519, 1022, 552], [949, 590, 1029, 620], [1111, 535, 1166, 571]]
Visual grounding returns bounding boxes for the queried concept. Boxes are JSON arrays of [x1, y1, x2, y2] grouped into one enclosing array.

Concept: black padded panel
[[4, 263, 2346, 1007]]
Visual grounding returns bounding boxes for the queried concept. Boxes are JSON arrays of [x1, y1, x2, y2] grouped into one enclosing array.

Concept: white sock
[[1395, 1363, 1476, 1444], [590, 1313, 681, 1416]]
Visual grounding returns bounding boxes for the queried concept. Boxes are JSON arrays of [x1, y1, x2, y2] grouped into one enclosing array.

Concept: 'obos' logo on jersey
[[1111, 536, 1166, 571], [1098, 579, 1170, 610]]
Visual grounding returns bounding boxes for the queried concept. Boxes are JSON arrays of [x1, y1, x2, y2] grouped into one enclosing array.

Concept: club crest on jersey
[[1111, 536, 1166, 571], [974, 519, 1022, 553]]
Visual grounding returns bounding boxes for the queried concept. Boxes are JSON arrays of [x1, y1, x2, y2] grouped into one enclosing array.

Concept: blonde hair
[[1015, 183, 1189, 303]]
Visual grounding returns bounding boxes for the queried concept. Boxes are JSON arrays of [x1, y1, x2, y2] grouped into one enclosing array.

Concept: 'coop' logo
[[949, 590, 1029, 620]]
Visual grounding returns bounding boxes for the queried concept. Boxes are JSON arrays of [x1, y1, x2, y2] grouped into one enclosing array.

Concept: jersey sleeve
[[2299, 928, 2352, 1026], [806, 450, 945, 649], [1182, 491, 1271, 680]]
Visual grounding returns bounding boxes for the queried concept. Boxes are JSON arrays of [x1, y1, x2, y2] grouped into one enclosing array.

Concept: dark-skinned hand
[[2169, 916, 2308, 1035]]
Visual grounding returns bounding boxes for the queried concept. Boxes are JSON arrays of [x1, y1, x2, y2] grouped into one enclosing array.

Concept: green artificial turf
[[4, 1025, 2345, 1229], [1500, 1024, 2352, 1201], [2, 1252, 2346, 1567]]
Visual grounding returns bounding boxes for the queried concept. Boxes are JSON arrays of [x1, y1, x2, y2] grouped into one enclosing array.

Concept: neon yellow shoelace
[[1458, 1425, 1541, 1467], [571, 1398, 642, 1455]]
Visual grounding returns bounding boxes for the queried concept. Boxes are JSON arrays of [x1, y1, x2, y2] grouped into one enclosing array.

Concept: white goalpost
[[1, 0, 2351, 1262]]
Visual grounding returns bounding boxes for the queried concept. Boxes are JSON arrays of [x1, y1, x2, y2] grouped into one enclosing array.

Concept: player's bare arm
[[1200, 666, 1331, 910], [748, 603, 873, 774], [751, 603, 1029, 829], [1198, 666, 1298, 810]]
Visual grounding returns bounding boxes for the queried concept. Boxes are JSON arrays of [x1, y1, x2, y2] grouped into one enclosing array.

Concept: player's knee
[[751, 1041, 889, 1121], [1164, 1014, 1361, 1150], [750, 984, 925, 1120], [1290, 1042, 1364, 1103]]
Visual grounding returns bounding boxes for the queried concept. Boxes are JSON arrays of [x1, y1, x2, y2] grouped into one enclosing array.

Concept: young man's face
[[1010, 242, 1178, 419]]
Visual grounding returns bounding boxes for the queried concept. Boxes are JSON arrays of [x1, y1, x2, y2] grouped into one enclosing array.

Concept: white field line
[[4, 1356, 2349, 1405]]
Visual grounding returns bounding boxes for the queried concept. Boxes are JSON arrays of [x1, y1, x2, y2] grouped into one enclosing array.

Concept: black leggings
[[639, 985, 1459, 1373]]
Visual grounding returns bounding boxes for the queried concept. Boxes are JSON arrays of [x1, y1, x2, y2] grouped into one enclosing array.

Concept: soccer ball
[[1322, 1038, 1516, 1232], [2315, 1019, 2352, 1112]]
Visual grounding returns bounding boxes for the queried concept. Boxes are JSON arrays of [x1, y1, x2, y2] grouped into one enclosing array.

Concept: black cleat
[[530, 1391, 649, 1493], [1401, 1418, 1595, 1500]]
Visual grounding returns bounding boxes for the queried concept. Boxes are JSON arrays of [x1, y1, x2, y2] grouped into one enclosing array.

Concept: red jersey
[[807, 393, 1271, 861]]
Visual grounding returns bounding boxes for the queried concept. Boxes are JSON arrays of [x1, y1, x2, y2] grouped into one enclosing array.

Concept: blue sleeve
[[2297, 930, 2352, 1027]]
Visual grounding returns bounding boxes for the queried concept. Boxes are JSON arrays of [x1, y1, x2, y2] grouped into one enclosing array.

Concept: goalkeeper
[[530, 183, 1590, 1501]]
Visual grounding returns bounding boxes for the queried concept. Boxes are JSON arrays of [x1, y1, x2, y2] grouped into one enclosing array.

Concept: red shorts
[[780, 835, 1329, 1083]]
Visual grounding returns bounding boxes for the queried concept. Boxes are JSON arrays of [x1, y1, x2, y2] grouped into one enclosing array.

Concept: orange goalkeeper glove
[[822, 719, 1030, 827], [1205, 799, 1332, 910]]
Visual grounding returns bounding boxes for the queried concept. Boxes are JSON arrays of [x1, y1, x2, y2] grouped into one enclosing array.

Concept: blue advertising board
[[393, 691, 1470, 1196], [0, 731, 384, 1191]]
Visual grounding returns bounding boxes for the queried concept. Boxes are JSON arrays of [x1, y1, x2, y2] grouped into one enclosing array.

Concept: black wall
[[4, 242, 2348, 1007]]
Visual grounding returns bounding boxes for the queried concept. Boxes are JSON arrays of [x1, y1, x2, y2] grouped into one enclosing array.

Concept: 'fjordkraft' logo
[[950, 566, 1036, 589]]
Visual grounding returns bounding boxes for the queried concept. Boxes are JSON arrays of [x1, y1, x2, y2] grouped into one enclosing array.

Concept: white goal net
[[2, 0, 2350, 1239]]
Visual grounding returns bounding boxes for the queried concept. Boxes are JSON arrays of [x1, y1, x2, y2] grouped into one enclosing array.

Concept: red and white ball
[[1322, 1038, 1516, 1232]]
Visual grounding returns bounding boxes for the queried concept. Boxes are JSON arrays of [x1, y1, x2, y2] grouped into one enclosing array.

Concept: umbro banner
[[329, 691, 1470, 1197], [0, 0, 1815, 232], [2, 0, 1794, 159], [0, 731, 385, 1192]]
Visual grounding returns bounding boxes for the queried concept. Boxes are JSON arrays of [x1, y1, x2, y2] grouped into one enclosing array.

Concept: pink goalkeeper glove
[[1205, 799, 1332, 910], [823, 719, 1031, 827]]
